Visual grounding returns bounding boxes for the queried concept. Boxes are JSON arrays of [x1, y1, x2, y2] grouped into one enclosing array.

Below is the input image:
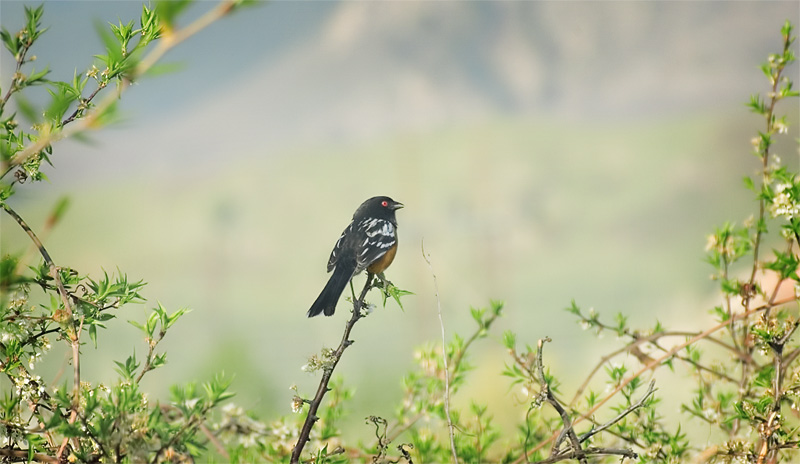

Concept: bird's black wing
[[354, 218, 397, 274], [327, 221, 355, 272]]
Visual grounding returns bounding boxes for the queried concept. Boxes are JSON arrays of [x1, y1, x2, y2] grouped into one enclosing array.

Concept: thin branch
[[449, 309, 501, 384], [199, 422, 229, 461], [733, 27, 795, 439], [422, 240, 458, 464], [386, 411, 424, 444], [533, 447, 637, 464], [0, 30, 34, 112], [0, 448, 58, 463], [290, 274, 375, 464], [746, 14, 793, 321], [568, 329, 748, 408], [756, 320, 800, 464], [579, 380, 656, 443], [74, 411, 111, 461], [535, 338, 586, 464], [150, 403, 220, 464], [533, 338, 641, 464], [135, 328, 166, 384], [514, 296, 795, 464], [647, 339, 738, 383], [721, 254, 741, 353], [59, 81, 107, 128], [782, 344, 800, 367]]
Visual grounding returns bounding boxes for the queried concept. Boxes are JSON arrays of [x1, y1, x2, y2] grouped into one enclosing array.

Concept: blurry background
[[2, 0, 799, 445]]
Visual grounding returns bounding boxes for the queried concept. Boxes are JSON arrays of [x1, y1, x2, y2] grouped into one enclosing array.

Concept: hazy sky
[[2, 1, 797, 184]]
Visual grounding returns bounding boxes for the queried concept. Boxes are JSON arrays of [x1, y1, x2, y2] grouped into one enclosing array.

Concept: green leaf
[[146, 310, 159, 337], [46, 195, 70, 228], [14, 93, 40, 124], [782, 20, 794, 38], [489, 299, 504, 316], [166, 306, 190, 329], [711, 305, 729, 322], [0, 182, 14, 201], [380, 283, 413, 310], [89, 324, 98, 348], [502, 330, 516, 350], [155, 0, 193, 30], [43, 81, 80, 124], [143, 61, 187, 78], [470, 307, 486, 325], [565, 300, 581, 315], [94, 18, 123, 65], [0, 28, 18, 56], [28, 66, 50, 83]]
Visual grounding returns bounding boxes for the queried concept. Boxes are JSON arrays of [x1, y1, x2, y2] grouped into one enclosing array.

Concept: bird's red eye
[[381, 200, 388, 207]]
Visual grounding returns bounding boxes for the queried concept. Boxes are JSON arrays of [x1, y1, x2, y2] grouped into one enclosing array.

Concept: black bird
[[307, 196, 403, 317]]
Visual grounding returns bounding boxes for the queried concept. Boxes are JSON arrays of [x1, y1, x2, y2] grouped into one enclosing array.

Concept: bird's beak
[[392, 202, 404, 210]]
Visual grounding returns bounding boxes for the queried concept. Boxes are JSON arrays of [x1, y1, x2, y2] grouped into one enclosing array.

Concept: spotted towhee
[[307, 196, 404, 317]]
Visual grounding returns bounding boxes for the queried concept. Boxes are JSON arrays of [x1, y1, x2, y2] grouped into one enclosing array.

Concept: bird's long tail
[[307, 263, 354, 317]]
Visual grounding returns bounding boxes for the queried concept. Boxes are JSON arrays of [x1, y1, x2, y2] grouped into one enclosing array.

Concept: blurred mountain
[[210, 0, 795, 147], [1, 1, 797, 178]]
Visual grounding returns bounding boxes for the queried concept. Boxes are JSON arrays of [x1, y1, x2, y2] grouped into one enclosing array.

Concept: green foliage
[[0, 2, 248, 462]]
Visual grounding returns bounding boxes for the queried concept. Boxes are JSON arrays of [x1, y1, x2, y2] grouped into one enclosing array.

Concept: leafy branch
[[0, 201, 82, 461], [1, 0, 244, 183]]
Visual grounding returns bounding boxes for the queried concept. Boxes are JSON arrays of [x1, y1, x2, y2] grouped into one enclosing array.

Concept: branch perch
[[290, 273, 375, 464]]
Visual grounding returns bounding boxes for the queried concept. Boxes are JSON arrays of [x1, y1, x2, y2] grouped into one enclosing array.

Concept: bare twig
[[199, 422, 229, 461], [579, 380, 656, 443], [422, 240, 458, 464], [386, 411, 424, 444], [533, 447, 637, 464], [290, 274, 375, 464], [533, 338, 639, 464], [535, 338, 587, 464]]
